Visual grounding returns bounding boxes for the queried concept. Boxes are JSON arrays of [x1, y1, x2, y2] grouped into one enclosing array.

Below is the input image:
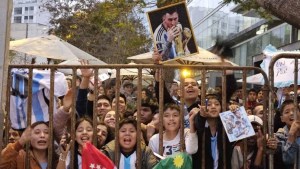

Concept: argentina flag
[[10, 69, 68, 129]]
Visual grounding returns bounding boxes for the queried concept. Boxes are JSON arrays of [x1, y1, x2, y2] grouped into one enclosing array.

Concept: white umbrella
[[163, 47, 238, 66], [10, 35, 96, 61], [127, 52, 153, 64], [57, 59, 109, 76], [127, 47, 237, 66], [110, 62, 153, 79]]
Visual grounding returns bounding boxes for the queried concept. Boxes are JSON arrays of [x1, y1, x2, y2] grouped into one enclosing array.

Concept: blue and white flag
[[10, 69, 67, 129]]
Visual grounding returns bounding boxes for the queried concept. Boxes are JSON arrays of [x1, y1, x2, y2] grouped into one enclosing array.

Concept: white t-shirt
[[148, 129, 197, 157], [66, 152, 82, 169]]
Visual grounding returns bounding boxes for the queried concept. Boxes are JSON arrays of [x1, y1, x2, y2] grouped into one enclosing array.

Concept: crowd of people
[[1, 58, 300, 169]]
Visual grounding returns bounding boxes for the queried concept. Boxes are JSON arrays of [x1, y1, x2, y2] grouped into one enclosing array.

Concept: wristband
[[59, 153, 66, 162]]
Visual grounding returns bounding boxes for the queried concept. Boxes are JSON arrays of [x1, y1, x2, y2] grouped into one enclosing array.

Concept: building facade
[[188, 0, 300, 67], [187, 0, 299, 86]]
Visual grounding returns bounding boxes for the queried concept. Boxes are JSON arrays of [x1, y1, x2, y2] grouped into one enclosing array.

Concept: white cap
[[248, 115, 263, 126]]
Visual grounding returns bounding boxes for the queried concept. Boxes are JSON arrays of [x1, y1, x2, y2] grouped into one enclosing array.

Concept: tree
[[43, 0, 152, 64], [156, 0, 185, 8], [223, 0, 300, 29]]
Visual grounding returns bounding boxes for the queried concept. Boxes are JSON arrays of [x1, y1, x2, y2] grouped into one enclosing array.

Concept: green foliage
[[43, 0, 151, 64], [156, 0, 186, 8], [223, 0, 272, 20]]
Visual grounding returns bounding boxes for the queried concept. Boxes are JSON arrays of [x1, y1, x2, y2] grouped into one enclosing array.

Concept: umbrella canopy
[[57, 59, 109, 76], [110, 62, 153, 80], [10, 35, 96, 61], [127, 52, 153, 64], [127, 47, 237, 66], [163, 47, 238, 66]]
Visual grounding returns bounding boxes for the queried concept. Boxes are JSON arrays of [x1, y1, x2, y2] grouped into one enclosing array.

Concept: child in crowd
[[275, 99, 300, 169], [148, 103, 198, 156], [101, 110, 116, 129], [57, 116, 94, 169], [7, 128, 23, 144], [102, 118, 157, 169], [231, 115, 277, 169], [191, 94, 233, 169], [96, 122, 113, 149]]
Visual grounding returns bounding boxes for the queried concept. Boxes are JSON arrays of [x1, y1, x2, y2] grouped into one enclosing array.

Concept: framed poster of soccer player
[[147, 2, 198, 62], [219, 106, 256, 142]]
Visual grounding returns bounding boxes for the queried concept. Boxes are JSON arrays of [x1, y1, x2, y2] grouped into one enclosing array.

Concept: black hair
[[31, 121, 49, 128], [206, 94, 222, 104], [163, 103, 180, 112], [10, 127, 25, 137], [253, 103, 264, 109], [248, 88, 258, 94], [280, 99, 299, 115], [123, 110, 134, 119], [119, 118, 137, 131], [142, 88, 152, 99], [74, 116, 93, 169], [97, 95, 112, 104], [141, 99, 158, 114], [112, 93, 127, 105], [96, 122, 114, 148], [163, 6, 178, 16]]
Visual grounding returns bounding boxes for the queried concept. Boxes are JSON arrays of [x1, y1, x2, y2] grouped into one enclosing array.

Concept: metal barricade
[[268, 53, 300, 169], [0, 63, 271, 169]]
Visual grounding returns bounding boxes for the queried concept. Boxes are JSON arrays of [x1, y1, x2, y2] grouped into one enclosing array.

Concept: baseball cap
[[248, 115, 263, 126]]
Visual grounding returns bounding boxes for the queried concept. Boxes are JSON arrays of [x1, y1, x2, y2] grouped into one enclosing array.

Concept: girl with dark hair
[[0, 121, 58, 169], [190, 94, 234, 169], [102, 118, 157, 169], [57, 116, 93, 169]]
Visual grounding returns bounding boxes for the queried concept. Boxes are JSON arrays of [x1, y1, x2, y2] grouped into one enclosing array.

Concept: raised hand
[[146, 122, 156, 141], [152, 48, 162, 64], [256, 127, 264, 150], [18, 126, 32, 146], [287, 120, 300, 143], [167, 26, 180, 42], [79, 59, 93, 78], [59, 140, 72, 162]]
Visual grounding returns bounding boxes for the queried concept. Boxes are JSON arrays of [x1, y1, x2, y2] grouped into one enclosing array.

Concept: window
[[29, 16, 33, 19], [29, 6, 34, 11], [284, 24, 291, 44], [24, 16, 28, 20], [271, 27, 282, 47], [25, 7, 28, 11], [14, 16, 22, 23], [14, 7, 22, 15]]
